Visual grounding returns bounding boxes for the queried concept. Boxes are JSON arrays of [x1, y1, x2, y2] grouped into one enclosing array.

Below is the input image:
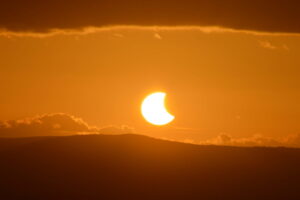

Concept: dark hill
[[0, 134, 299, 200]]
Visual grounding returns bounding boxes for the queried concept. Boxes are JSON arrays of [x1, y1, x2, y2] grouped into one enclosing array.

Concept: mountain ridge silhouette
[[0, 134, 299, 200]]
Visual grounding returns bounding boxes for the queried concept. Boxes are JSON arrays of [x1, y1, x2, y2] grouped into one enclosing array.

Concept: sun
[[141, 92, 175, 126]]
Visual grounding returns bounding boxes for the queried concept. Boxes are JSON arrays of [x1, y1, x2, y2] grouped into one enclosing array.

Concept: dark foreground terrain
[[0, 134, 299, 200]]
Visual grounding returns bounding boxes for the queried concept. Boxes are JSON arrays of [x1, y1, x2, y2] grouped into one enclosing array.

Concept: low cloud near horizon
[[0, 113, 300, 148], [0, 113, 135, 138], [201, 133, 300, 148], [0, 0, 299, 34]]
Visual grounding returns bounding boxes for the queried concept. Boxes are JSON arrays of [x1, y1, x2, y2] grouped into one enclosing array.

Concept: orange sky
[[1, 27, 300, 142]]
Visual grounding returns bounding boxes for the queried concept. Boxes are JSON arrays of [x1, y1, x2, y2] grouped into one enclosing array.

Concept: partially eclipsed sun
[[141, 92, 175, 126]]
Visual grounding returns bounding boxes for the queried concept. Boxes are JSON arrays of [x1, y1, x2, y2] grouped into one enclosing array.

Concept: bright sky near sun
[[0, 27, 300, 141]]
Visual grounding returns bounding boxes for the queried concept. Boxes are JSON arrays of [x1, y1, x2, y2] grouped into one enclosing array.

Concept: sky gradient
[[1, 26, 300, 145]]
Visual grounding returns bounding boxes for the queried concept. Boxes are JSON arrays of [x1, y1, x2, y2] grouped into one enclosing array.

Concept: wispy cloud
[[191, 133, 300, 148], [258, 40, 290, 51], [259, 40, 277, 50], [154, 33, 162, 40], [1, 26, 299, 38]]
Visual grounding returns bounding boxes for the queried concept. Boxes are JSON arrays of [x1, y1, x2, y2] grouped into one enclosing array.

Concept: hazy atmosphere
[[1, 1, 300, 199], [1, 26, 300, 146]]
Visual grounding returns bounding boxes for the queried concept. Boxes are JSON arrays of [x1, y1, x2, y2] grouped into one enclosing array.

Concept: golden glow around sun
[[141, 92, 175, 126]]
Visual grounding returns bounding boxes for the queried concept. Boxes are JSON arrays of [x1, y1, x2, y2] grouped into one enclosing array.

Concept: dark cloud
[[0, 0, 299, 33], [0, 113, 134, 137]]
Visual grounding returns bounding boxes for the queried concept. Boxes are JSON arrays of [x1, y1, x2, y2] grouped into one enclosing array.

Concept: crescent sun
[[141, 92, 175, 126]]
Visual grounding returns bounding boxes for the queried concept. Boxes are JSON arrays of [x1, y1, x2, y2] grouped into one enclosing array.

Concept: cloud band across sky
[[1, 0, 300, 33], [1, 113, 300, 148]]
